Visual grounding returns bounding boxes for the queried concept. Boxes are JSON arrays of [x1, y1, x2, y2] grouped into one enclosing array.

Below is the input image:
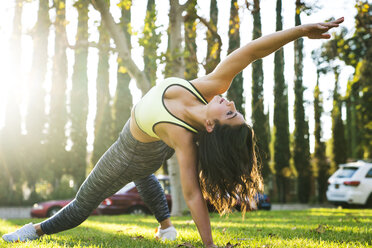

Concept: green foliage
[[226, 0, 245, 116], [273, 0, 290, 203], [293, 4, 311, 203], [322, 1, 372, 159], [1, 209, 371, 247], [251, 0, 271, 180]]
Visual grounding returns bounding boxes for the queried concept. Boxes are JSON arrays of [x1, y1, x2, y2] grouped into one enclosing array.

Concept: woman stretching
[[3, 17, 343, 247]]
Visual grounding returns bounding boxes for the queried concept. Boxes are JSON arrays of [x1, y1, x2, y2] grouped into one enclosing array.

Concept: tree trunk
[[1, 0, 24, 204], [25, 0, 50, 199], [226, 0, 245, 116], [251, 0, 270, 180], [166, 0, 188, 216], [184, 0, 198, 80], [273, 0, 290, 203], [293, 0, 311, 203], [92, 3, 113, 166], [70, 0, 89, 187], [48, 0, 68, 190], [205, 0, 220, 74], [140, 0, 161, 86]]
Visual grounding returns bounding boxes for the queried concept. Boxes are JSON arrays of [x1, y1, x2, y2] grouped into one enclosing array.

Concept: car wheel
[[47, 206, 62, 217], [129, 206, 147, 215]]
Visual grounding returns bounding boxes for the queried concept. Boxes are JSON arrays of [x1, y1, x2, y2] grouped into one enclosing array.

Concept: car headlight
[[32, 203, 44, 210]]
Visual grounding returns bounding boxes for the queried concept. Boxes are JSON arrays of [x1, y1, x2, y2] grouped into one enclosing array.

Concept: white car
[[326, 160, 372, 207]]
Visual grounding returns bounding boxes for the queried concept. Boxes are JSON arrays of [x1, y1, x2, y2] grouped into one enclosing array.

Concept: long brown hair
[[195, 122, 263, 216]]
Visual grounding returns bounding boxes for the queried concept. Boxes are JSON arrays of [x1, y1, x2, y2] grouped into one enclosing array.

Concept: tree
[[311, 49, 329, 203], [0, 0, 24, 204], [163, 0, 190, 216], [251, 0, 270, 180], [47, 0, 69, 192], [70, 0, 89, 188], [91, 0, 114, 166], [205, 0, 220, 74], [112, 0, 133, 139], [226, 0, 245, 116], [184, 0, 198, 80], [24, 0, 50, 200], [293, 0, 311, 203], [91, 0, 152, 94], [331, 68, 347, 172], [333, 2, 372, 158], [313, 78, 328, 203], [273, 0, 290, 203], [139, 0, 162, 85]]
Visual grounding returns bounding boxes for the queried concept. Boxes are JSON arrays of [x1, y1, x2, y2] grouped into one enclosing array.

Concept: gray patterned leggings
[[40, 120, 175, 234]]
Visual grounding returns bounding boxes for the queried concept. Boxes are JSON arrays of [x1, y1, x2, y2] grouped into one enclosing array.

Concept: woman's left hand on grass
[[303, 17, 344, 39]]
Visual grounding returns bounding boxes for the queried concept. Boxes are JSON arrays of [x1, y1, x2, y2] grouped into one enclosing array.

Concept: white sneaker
[[155, 225, 177, 241], [2, 223, 40, 242]]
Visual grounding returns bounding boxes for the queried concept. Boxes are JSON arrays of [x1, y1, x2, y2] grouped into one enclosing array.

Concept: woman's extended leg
[[134, 174, 170, 223], [40, 142, 135, 234], [135, 174, 177, 240]]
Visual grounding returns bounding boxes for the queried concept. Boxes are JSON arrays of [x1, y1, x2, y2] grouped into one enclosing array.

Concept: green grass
[[0, 208, 371, 248]]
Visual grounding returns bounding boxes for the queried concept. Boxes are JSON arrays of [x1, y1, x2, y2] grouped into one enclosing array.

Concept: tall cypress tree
[[47, 0, 68, 191], [331, 68, 347, 172], [70, 0, 89, 187], [226, 0, 245, 116], [92, 0, 113, 166], [139, 0, 161, 85], [184, 0, 198, 80], [293, 0, 311, 203], [273, 0, 290, 203], [112, 0, 132, 139], [313, 74, 328, 203], [205, 0, 220, 74], [251, 0, 270, 180]]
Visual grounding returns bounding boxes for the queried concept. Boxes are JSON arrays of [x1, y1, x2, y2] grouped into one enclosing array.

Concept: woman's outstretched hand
[[303, 17, 344, 39]]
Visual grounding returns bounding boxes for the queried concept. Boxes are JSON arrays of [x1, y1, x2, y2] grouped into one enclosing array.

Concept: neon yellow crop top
[[134, 77, 208, 138]]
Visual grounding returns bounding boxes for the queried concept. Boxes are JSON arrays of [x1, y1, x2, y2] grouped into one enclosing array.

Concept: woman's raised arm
[[192, 17, 344, 100]]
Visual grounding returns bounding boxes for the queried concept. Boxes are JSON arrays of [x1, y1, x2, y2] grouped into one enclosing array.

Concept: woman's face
[[206, 95, 245, 126]]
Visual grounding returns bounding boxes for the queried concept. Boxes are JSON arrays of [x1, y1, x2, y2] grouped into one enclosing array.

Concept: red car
[[97, 176, 172, 215], [30, 176, 172, 218]]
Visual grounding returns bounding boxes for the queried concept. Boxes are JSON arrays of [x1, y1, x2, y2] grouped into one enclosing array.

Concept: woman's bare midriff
[[130, 110, 161, 143]]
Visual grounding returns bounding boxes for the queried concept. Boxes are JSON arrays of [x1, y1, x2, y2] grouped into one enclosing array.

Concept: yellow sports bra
[[134, 77, 208, 138]]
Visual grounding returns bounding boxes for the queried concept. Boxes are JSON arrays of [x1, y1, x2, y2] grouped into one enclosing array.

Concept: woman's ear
[[205, 119, 215, 133]]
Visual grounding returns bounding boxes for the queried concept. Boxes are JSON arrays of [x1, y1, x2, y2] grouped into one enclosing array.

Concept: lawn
[[0, 208, 371, 248]]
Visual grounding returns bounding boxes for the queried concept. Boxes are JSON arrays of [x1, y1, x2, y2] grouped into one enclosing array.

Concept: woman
[[3, 17, 343, 247]]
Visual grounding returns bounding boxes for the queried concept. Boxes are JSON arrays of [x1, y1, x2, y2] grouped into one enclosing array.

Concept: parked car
[[97, 175, 172, 215], [31, 175, 270, 217], [326, 160, 372, 207], [31, 199, 73, 218]]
